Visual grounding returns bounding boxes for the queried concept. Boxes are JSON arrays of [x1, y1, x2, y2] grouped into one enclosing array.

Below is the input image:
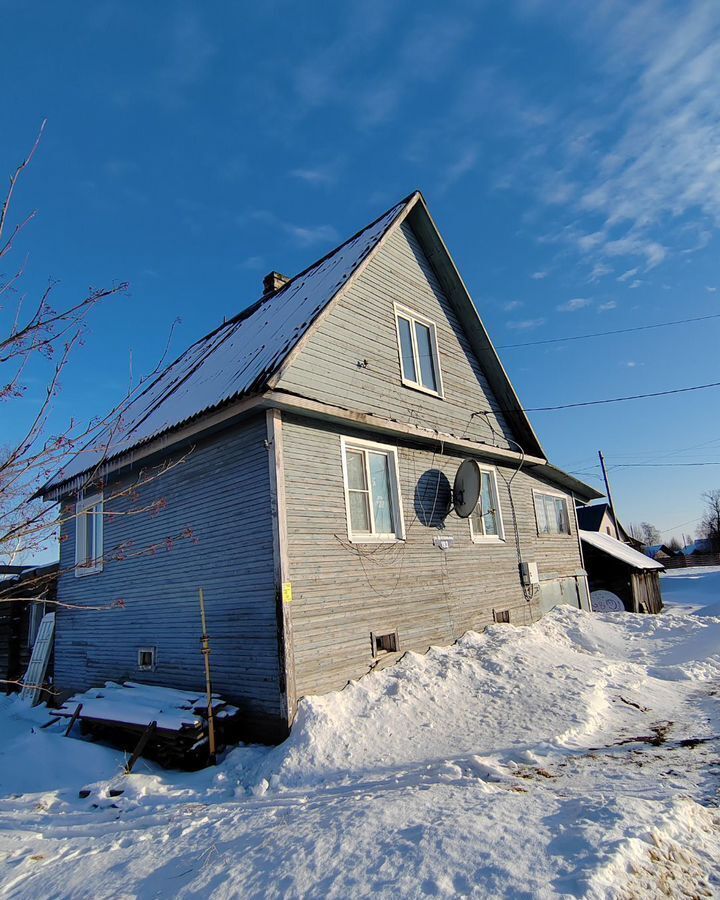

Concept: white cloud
[[707, 285, 718, 292], [283, 223, 339, 246], [557, 297, 592, 312], [507, 318, 546, 330], [503, 300, 523, 311], [598, 300, 618, 312], [617, 267, 640, 283], [531, 270, 548, 280], [290, 166, 338, 187], [590, 262, 613, 281]]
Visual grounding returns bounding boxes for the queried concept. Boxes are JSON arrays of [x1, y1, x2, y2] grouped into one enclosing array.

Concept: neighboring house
[[576, 502, 644, 550], [644, 544, 676, 561], [41, 191, 601, 741], [683, 539, 714, 556], [580, 531, 663, 614], [0, 562, 58, 693]]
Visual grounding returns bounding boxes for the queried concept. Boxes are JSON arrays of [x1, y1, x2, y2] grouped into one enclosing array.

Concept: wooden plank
[[64, 703, 83, 737], [125, 721, 157, 774], [20, 612, 55, 705], [266, 409, 297, 725]]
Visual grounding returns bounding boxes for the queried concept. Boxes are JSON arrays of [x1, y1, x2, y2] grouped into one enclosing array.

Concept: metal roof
[[580, 530, 664, 570]]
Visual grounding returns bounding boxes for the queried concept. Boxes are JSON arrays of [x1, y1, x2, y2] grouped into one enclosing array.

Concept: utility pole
[[598, 450, 622, 540]]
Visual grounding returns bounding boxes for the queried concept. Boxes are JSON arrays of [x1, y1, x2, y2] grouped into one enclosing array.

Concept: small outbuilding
[[0, 562, 58, 694], [580, 530, 664, 614]]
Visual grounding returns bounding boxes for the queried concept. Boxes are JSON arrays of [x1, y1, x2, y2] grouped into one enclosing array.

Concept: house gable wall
[[275, 220, 521, 453], [54, 414, 285, 737]]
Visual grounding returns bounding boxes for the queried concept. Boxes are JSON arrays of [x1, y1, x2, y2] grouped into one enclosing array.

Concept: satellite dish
[[453, 459, 481, 518], [590, 590, 625, 612]]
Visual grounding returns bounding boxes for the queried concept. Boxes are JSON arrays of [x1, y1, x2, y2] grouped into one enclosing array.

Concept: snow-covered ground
[[0, 576, 718, 898]]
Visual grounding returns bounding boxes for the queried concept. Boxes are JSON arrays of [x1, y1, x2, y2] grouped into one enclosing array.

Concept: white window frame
[[393, 303, 444, 398], [75, 491, 104, 576], [468, 465, 505, 543], [340, 436, 406, 544], [533, 489, 572, 537], [137, 647, 156, 671]]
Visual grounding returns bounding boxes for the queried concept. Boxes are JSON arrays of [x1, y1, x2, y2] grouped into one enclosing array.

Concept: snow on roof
[[44, 196, 413, 491], [580, 529, 664, 570]]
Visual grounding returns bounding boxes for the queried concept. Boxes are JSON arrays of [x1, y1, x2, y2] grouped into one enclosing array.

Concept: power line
[[497, 312, 720, 350], [524, 379, 720, 412]]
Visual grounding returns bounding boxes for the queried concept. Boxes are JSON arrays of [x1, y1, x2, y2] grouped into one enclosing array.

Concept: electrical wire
[[497, 312, 720, 350], [522, 379, 720, 412]]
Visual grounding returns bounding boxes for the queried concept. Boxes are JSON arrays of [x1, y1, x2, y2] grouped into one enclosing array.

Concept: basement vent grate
[[493, 610, 510, 624]]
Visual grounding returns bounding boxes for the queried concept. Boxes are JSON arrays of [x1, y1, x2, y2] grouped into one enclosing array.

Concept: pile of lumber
[[49, 681, 240, 769]]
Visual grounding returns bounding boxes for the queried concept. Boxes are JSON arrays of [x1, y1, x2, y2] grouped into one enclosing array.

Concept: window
[[493, 609, 510, 624], [394, 305, 442, 396], [138, 647, 156, 671], [75, 492, 104, 575], [341, 438, 405, 542], [371, 630, 399, 656], [27, 601, 46, 649], [534, 491, 571, 535], [469, 467, 504, 541]]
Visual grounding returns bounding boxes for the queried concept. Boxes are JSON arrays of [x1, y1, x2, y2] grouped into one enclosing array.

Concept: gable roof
[[577, 503, 609, 532], [43, 191, 597, 499], [580, 530, 664, 571]]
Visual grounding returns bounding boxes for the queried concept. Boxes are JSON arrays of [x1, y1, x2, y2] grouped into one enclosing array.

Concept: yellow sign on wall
[[282, 581, 293, 604]]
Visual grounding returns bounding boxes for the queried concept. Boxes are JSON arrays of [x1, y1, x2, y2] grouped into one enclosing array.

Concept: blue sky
[[2, 0, 719, 550]]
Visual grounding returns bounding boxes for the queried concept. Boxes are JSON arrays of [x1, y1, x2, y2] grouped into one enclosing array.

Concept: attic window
[[75, 492, 104, 576], [394, 305, 443, 396], [372, 630, 399, 657], [137, 647, 156, 671]]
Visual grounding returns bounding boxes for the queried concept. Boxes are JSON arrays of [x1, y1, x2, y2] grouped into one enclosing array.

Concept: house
[[576, 502, 644, 550], [0, 562, 58, 694], [41, 191, 602, 741], [580, 531, 663, 613], [644, 544, 677, 561], [683, 538, 714, 556]]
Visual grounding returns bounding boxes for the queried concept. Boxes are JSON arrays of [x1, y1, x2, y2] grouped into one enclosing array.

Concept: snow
[[662, 565, 720, 614], [45, 198, 410, 491], [0, 574, 719, 897], [55, 682, 236, 731], [580, 529, 664, 570]]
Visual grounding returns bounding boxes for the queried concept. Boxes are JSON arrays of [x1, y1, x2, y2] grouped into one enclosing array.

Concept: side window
[[75, 492, 104, 575], [534, 491, 571, 535], [342, 439, 405, 542], [470, 467, 504, 541], [394, 305, 443, 396]]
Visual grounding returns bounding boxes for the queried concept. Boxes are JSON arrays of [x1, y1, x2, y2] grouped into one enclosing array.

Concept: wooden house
[[580, 531, 663, 613], [0, 562, 58, 693], [41, 192, 601, 741], [576, 502, 644, 550]]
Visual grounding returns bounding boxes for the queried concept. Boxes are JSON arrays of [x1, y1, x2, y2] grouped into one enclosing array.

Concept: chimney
[[263, 271, 290, 295]]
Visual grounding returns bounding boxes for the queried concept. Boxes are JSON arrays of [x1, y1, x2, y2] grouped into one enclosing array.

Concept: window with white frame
[[470, 467, 504, 540], [534, 491, 571, 535], [395, 305, 442, 396], [75, 492, 104, 575], [342, 439, 404, 541]]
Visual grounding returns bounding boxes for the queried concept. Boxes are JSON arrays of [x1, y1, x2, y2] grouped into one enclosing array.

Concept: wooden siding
[[276, 220, 519, 452], [54, 415, 285, 735], [282, 415, 584, 699]]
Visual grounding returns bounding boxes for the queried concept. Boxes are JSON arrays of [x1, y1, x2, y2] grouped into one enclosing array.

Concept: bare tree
[[0, 124, 192, 576], [627, 521, 661, 546], [698, 489, 720, 551]]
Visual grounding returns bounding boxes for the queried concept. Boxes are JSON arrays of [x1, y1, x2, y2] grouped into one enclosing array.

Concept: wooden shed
[[580, 530, 663, 614], [0, 562, 58, 692]]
